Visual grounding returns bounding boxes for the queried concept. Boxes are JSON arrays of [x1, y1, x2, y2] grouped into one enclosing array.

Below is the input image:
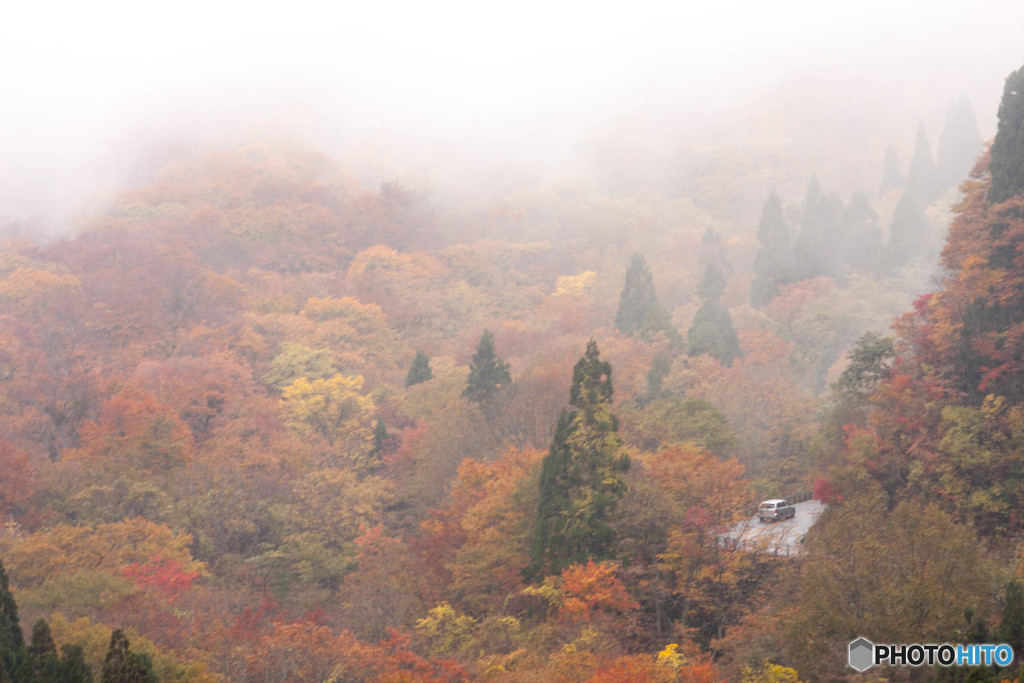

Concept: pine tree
[[990, 65, 1024, 204], [463, 330, 511, 404], [60, 645, 93, 683], [100, 629, 154, 683], [841, 192, 882, 272], [879, 144, 905, 196], [696, 259, 727, 301], [794, 176, 843, 280], [525, 341, 630, 580], [880, 192, 929, 271], [750, 191, 793, 307], [937, 96, 982, 191], [370, 418, 388, 458], [642, 351, 672, 405], [905, 122, 940, 203], [0, 560, 23, 681], [615, 253, 675, 340], [405, 350, 433, 388], [1001, 580, 1024, 660], [688, 262, 740, 366], [23, 619, 58, 683]]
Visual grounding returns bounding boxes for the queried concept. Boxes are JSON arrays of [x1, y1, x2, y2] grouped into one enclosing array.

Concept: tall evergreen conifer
[[880, 192, 928, 271], [906, 122, 940, 203], [23, 619, 58, 683], [615, 253, 676, 341], [60, 645, 93, 683], [750, 191, 793, 307], [100, 629, 154, 683], [990, 65, 1024, 204], [370, 418, 388, 459], [405, 350, 433, 387], [463, 330, 511, 404], [880, 145, 905, 196], [688, 263, 741, 366], [794, 176, 843, 280], [937, 96, 982, 191], [841, 192, 882, 272], [0, 561, 23, 681], [1001, 580, 1024, 660], [526, 341, 629, 580]]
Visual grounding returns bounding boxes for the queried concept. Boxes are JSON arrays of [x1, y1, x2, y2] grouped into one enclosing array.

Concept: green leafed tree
[[833, 332, 896, 402], [262, 342, 337, 391], [786, 496, 997, 679], [623, 395, 736, 455], [688, 262, 741, 366], [463, 329, 511, 404], [615, 253, 676, 341], [282, 374, 376, 468], [525, 340, 630, 581], [990, 64, 1024, 204], [641, 351, 672, 405], [405, 350, 433, 388]]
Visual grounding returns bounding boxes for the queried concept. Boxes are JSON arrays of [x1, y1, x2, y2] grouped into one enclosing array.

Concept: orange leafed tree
[[73, 387, 194, 473], [559, 560, 640, 624]]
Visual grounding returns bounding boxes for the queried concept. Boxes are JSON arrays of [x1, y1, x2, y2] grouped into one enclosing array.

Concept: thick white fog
[[1, 0, 1022, 232]]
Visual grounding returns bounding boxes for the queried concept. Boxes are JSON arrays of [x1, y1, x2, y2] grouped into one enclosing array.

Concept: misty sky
[[2, 0, 1022, 228]]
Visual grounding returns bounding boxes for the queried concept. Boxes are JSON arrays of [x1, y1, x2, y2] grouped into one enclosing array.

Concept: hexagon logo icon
[[849, 637, 874, 672]]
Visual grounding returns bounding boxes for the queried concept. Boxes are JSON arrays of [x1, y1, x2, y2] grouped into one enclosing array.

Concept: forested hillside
[[1, 49, 1024, 681]]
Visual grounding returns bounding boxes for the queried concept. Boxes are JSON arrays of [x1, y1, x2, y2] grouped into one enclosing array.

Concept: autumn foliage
[[0, 62, 1021, 680]]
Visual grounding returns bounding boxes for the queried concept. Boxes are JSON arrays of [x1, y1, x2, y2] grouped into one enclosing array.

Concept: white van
[[758, 499, 796, 522]]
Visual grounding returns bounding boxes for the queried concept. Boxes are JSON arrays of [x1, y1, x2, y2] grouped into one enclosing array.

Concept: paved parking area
[[723, 499, 828, 556]]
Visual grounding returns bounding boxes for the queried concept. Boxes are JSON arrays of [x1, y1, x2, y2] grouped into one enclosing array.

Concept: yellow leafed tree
[[282, 374, 376, 467]]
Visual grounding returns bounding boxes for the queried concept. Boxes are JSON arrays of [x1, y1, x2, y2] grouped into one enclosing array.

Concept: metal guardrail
[[786, 489, 814, 505]]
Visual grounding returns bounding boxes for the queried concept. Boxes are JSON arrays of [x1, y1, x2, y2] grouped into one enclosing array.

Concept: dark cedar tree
[[463, 330, 511, 404], [688, 262, 741, 366], [23, 619, 58, 683], [906, 122, 940, 204], [525, 341, 629, 581], [880, 192, 928, 271], [937, 96, 982, 191], [59, 645, 93, 683], [879, 144, 905, 196], [841, 192, 882, 273], [990, 65, 1024, 204], [615, 253, 675, 340], [100, 629, 154, 683], [794, 176, 843, 280], [750, 191, 793, 307], [405, 350, 433, 388], [999, 579, 1024, 660], [0, 561, 22, 681]]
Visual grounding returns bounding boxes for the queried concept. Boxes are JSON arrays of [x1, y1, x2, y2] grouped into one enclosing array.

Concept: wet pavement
[[723, 499, 828, 556]]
